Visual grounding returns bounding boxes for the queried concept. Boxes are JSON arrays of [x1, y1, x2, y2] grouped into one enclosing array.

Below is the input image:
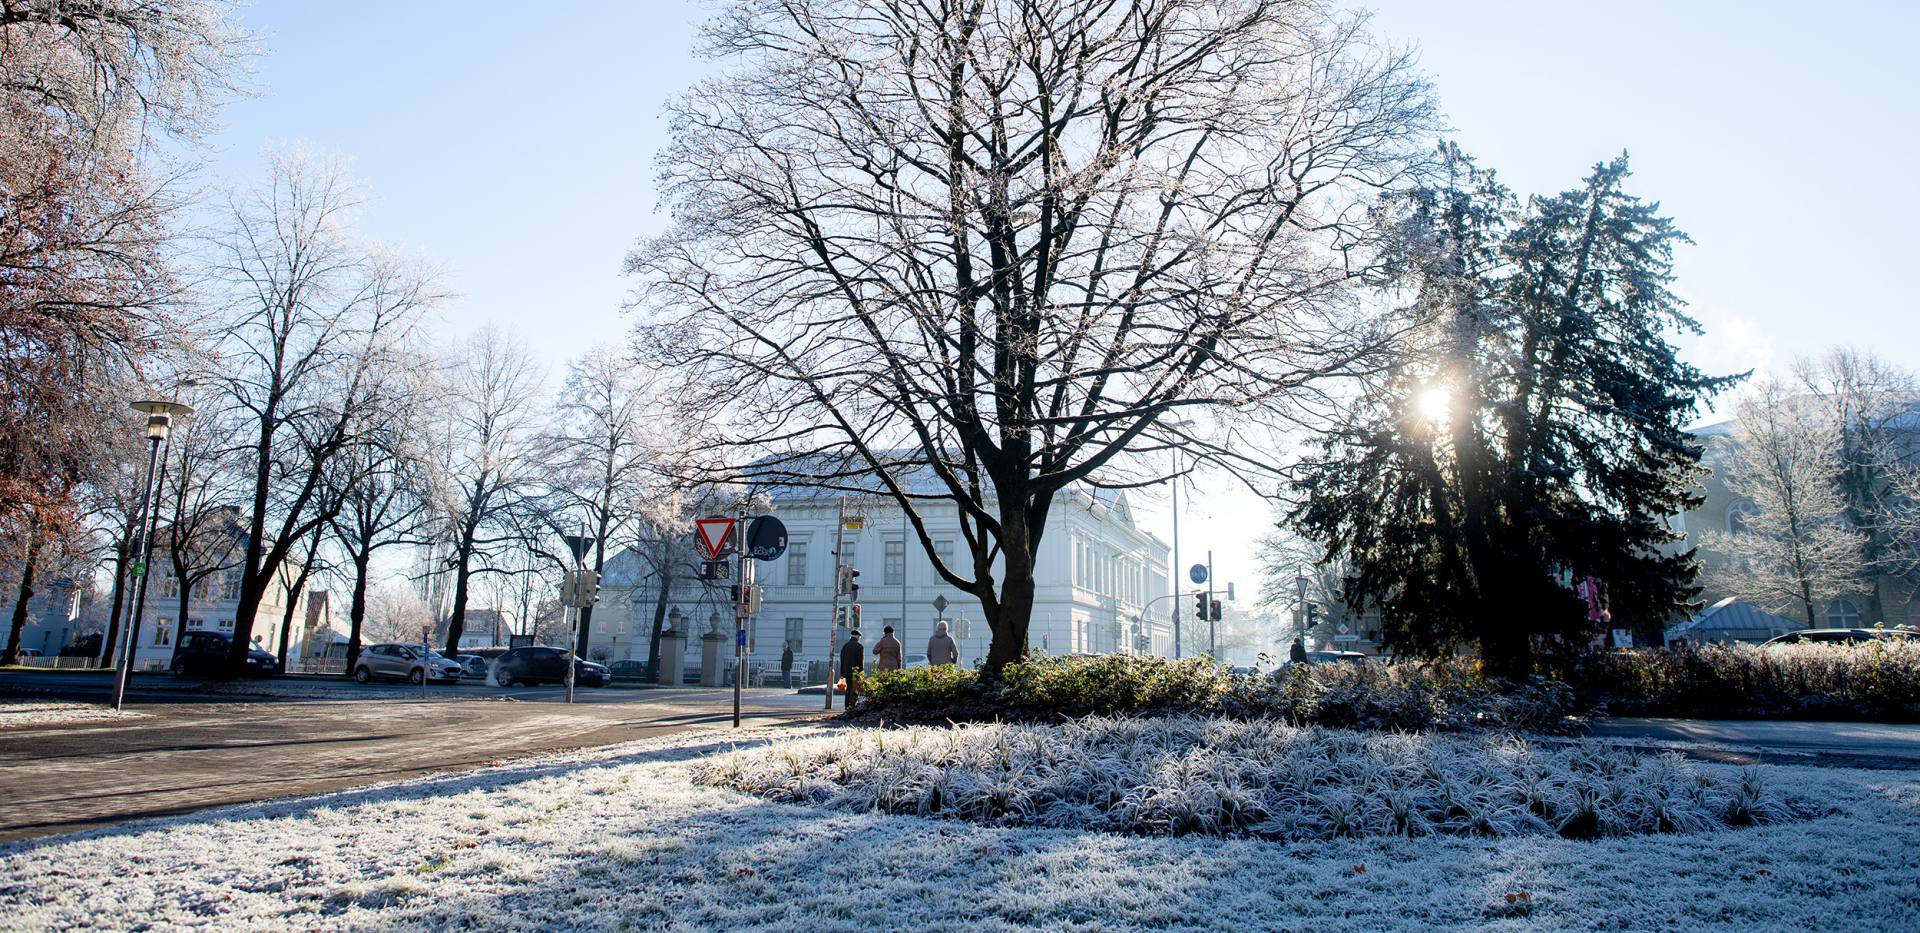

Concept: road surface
[[1590, 717, 1920, 768], [0, 685, 824, 843]]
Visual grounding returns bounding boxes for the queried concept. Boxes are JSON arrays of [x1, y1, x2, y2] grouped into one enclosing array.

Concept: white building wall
[[587, 487, 1172, 672]]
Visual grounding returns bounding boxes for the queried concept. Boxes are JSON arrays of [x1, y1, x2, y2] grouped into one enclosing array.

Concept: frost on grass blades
[[696, 718, 1800, 841]]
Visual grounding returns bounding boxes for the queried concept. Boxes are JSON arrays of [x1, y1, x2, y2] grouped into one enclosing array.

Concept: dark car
[[607, 659, 649, 682], [1763, 628, 1914, 647], [493, 646, 609, 687], [171, 631, 280, 678]]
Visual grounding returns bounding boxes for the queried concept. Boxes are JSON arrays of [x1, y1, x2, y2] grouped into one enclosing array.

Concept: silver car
[[353, 643, 464, 685]]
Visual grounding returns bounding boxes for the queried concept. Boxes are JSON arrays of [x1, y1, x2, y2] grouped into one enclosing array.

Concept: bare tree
[[328, 424, 432, 671], [151, 396, 247, 650], [426, 327, 545, 653], [1792, 349, 1919, 622], [538, 344, 670, 655], [1704, 379, 1870, 626], [630, 0, 1433, 669], [209, 152, 441, 675]]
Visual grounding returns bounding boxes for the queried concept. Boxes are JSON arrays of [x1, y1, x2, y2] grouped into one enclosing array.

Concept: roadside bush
[[851, 654, 1580, 733], [1581, 641, 1920, 720], [699, 717, 1799, 840]]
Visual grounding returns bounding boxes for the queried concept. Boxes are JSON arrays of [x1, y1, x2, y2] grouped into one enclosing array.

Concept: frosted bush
[[1586, 640, 1920, 719], [696, 718, 1796, 841]]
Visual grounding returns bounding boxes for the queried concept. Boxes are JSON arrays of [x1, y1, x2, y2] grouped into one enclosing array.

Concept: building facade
[[585, 486, 1173, 673]]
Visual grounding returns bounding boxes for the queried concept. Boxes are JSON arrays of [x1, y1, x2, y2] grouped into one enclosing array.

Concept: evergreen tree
[[1293, 148, 1738, 676]]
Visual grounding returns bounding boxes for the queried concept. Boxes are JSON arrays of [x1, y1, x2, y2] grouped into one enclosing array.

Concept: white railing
[[15, 656, 100, 670]]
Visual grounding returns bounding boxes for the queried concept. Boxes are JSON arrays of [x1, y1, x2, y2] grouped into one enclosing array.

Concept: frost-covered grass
[[1585, 641, 1920, 720], [4, 726, 1919, 931], [0, 700, 145, 729], [697, 718, 1797, 840]]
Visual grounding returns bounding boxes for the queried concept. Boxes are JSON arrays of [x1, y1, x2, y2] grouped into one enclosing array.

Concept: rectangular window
[[153, 618, 173, 646], [784, 617, 805, 653], [786, 540, 809, 586], [932, 539, 954, 573], [884, 539, 905, 586], [217, 618, 234, 632], [158, 574, 180, 599]]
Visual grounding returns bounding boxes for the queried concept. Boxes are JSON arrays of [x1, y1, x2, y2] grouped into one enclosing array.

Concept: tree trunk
[[983, 503, 1036, 673], [445, 542, 474, 653], [99, 534, 130, 665], [2, 531, 43, 666], [646, 559, 671, 683], [345, 552, 371, 674], [575, 539, 607, 657]]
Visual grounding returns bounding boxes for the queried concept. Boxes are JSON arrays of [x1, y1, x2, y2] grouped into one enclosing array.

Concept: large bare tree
[[628, 0, 1432, 668], [426, 327, 545, 654], [210, 153, 441, 675]]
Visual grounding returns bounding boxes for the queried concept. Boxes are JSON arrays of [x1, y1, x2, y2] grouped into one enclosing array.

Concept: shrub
[[1580, 641, 1920, 721], [850, 654, 1580, 733], [697, 717, 1799, 841]]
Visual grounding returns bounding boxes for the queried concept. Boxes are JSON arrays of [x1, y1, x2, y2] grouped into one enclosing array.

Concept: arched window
[[1827, 599, 1862, 627]]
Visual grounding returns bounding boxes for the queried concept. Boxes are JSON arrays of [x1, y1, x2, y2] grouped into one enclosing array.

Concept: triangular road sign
[[695, 516, 736, 560]]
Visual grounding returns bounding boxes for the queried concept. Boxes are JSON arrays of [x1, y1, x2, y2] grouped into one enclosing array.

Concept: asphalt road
[[0, 685, 826, 844], [1591, 717, 1920, 767]]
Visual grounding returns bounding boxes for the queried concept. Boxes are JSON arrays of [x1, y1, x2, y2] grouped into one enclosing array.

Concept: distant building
[[1665, 597, 1802, 645], [0, 570, 85, 657], [585, 484, 1172, 673], [131, 511, 308, 670]]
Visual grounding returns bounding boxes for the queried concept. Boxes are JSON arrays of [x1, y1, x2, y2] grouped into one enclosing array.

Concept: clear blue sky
[[195, 0, 1920, 603]]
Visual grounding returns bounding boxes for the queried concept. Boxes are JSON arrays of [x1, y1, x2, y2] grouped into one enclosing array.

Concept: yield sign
[[695, 516, 736, 560]]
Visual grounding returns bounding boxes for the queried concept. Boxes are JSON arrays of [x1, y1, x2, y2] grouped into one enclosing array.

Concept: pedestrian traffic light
[[1194, 592, 1208, 617], [848, 603, 861, 629], [1210, 599, 1222, 622]]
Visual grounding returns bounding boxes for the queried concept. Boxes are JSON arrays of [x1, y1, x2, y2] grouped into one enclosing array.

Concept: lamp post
[[112, 397, 194, 711]]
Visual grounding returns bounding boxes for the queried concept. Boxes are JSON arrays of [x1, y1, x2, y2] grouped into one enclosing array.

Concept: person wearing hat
[[839, 630, 866, 708], [874, 625, 904, 672]]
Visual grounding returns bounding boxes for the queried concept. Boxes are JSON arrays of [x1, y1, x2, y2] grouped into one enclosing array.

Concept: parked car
[[456, 654, 490, 678], [1762, 628, 1915, 647], [171, 631, 280, 678], [352, 643, 464, 684], [1305, 650, 1369, 664], [607, 659, 649, 681], [493, 646, 609, 687]]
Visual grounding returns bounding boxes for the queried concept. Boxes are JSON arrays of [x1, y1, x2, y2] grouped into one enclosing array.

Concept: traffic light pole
[[734, 506, 748, 729], [1170, 451, 1182, 660], [1207, 550, 1215, 659]]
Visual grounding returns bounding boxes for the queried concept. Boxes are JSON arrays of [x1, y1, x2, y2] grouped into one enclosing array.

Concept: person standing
[[927, 620, 959, 667], [1289, 637, 1309, 665], [873, 625, 904, 672], [839, 630, 865, 708], [780, 642, 794, 689]]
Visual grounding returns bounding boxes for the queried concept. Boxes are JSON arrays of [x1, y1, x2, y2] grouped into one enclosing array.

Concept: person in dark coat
[[839, 630, 865, 707], [780, 643, 795, 689], [1289, 637, 1309, 665]]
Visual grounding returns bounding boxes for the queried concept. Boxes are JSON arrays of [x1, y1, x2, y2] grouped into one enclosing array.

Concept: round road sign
[[744, 515, 788, 561]]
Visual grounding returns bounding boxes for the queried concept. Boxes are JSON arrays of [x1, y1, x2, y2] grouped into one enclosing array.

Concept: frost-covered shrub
[[697, 718, 1797, 841], [853, 654, 1579, 733], [1583, 641, 1920, 720]]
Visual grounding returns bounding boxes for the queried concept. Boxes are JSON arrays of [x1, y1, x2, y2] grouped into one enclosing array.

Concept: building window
[[217, 618, 234, 632], [158, 573, 180, 599], [153, 618, 173, 646], [784, 617, 804, 653], [884, 539, 905, 586], [1827, 600, 1862, 627], [786, 540, 809, 586]]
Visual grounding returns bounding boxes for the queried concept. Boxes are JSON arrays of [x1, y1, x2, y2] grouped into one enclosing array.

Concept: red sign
[[695, 517, 736, 560]]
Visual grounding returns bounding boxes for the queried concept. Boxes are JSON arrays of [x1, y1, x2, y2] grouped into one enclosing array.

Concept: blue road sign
[[1189, 563, 1208, 585]]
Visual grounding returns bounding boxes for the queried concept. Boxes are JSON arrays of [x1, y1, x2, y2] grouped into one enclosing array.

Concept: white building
[[585, 485, 1173, 674], [128, 512, 309, 670]]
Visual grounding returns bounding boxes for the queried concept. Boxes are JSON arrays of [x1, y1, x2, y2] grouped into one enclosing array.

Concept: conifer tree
[[1293, 149, 1737, 676]]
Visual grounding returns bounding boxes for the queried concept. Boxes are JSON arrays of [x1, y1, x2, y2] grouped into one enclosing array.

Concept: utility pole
[[110, 430, 164, 711], [733, 503, 747, 729], [1171, 449, 1182, 659], [825, 496, 846, 711], [1207, 550, 1215, 659]]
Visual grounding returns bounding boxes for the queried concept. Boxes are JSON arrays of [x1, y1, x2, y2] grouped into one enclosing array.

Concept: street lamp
[[111, 396, 194, 711], [1165, 418, 1196, 659]]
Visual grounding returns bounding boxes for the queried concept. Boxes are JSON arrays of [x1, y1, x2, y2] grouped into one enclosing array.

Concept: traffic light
[[836, 565, 861, 598], [848, 603, 862, 630], [1210, 599, 1222, 622], [581, 571, 600, 608], [745, 583, 763, 614], [1306, 602, 1321, 626], [1194, 592, 1208, 618]]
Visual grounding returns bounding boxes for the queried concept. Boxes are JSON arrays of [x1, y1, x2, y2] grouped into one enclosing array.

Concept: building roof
[[1667, 596, 1804, 640]]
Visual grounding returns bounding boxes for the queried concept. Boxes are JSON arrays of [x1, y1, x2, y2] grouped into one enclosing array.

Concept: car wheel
[[353, 666, 372, 684], [409, 668, 425, 685], [498, 670, 515, 688], [171, 659, 189, 679]]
